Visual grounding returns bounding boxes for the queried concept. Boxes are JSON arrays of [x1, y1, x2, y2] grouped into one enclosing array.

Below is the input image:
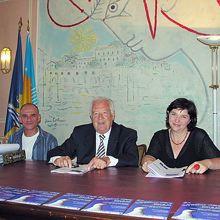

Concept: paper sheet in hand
[[146, 159, 187, 178], [51, 164, 89, 175], [0, 144, 20, 154]]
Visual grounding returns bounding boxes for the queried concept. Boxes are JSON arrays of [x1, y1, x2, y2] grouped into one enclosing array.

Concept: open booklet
[[146, 159, 187, 178], [51, 164, 90, 175], [50, 158, 91, 175]]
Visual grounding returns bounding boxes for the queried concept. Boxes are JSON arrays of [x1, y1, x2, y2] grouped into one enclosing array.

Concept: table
[[0, 161, 219, 219]]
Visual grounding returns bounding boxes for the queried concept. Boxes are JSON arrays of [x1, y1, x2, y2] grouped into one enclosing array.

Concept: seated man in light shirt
[[9, 103, 58, 161], [47, 97, 138, 170]]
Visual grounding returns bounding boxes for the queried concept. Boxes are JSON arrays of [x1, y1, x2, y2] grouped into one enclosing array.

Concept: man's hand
[[54, 156, 72, 168], [87, 156, 110, 170]]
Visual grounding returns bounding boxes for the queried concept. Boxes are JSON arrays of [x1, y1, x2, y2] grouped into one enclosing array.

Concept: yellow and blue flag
[[22, 31, 38, 105], [4, 30, 23, 139]]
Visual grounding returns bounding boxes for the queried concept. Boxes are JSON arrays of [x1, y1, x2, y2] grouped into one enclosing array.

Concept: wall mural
[[37, 0, 220, 145]]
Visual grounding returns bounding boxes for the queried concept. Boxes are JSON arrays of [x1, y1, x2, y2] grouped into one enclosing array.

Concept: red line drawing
[[47, 0, 90, 27], [143, 0, 158, 39], [47, 0, 219, 37]]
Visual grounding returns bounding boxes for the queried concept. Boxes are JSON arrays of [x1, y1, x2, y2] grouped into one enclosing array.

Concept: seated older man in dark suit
[[47, 97, 138, 170]]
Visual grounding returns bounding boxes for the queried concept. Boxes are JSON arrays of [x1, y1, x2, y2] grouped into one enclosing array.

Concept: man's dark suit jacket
[[47, 122, 138, 167]]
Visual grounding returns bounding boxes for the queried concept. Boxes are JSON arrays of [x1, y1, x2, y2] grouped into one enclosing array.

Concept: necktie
[[96, 135, 105, 158]]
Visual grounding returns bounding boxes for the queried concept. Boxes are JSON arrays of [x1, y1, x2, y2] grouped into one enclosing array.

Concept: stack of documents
[[146, 159, 187, 178]]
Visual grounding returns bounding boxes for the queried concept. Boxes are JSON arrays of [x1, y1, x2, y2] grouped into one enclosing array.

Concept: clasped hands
[[54, 156, 110, 171]]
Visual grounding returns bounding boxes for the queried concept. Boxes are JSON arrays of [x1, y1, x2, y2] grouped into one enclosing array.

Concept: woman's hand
[[186, 160, 209, 174], [141, 155, 156, 172]]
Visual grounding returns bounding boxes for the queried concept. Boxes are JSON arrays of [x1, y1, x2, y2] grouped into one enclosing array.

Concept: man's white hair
[[90, 97, 115, 116]]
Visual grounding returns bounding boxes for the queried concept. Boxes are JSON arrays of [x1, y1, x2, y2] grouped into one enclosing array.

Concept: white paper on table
[[51, 164, 90, 175], [0, 144, 20, 154], [146, 159, 187, 178]]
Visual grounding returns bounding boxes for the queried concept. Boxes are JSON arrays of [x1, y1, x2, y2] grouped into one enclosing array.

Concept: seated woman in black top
[[142, 98, 220, 174]]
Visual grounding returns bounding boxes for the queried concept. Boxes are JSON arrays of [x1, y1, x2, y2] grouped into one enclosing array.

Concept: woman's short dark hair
[[166, 98, 197, 131]]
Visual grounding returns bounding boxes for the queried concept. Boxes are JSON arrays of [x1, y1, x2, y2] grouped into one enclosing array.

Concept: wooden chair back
[[137, 144, 147, 167]]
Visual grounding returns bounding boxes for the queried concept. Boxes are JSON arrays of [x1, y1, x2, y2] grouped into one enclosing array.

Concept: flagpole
[[18, 17, 22, 31], [27, 19, 30, 32]]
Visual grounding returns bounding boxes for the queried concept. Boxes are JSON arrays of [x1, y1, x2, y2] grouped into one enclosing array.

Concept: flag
[[4, 30, 23, 139], [22, 31, 38, 105]]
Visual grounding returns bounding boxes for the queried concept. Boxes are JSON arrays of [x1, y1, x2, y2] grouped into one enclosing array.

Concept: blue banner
[[4, 30, 23, 139]]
